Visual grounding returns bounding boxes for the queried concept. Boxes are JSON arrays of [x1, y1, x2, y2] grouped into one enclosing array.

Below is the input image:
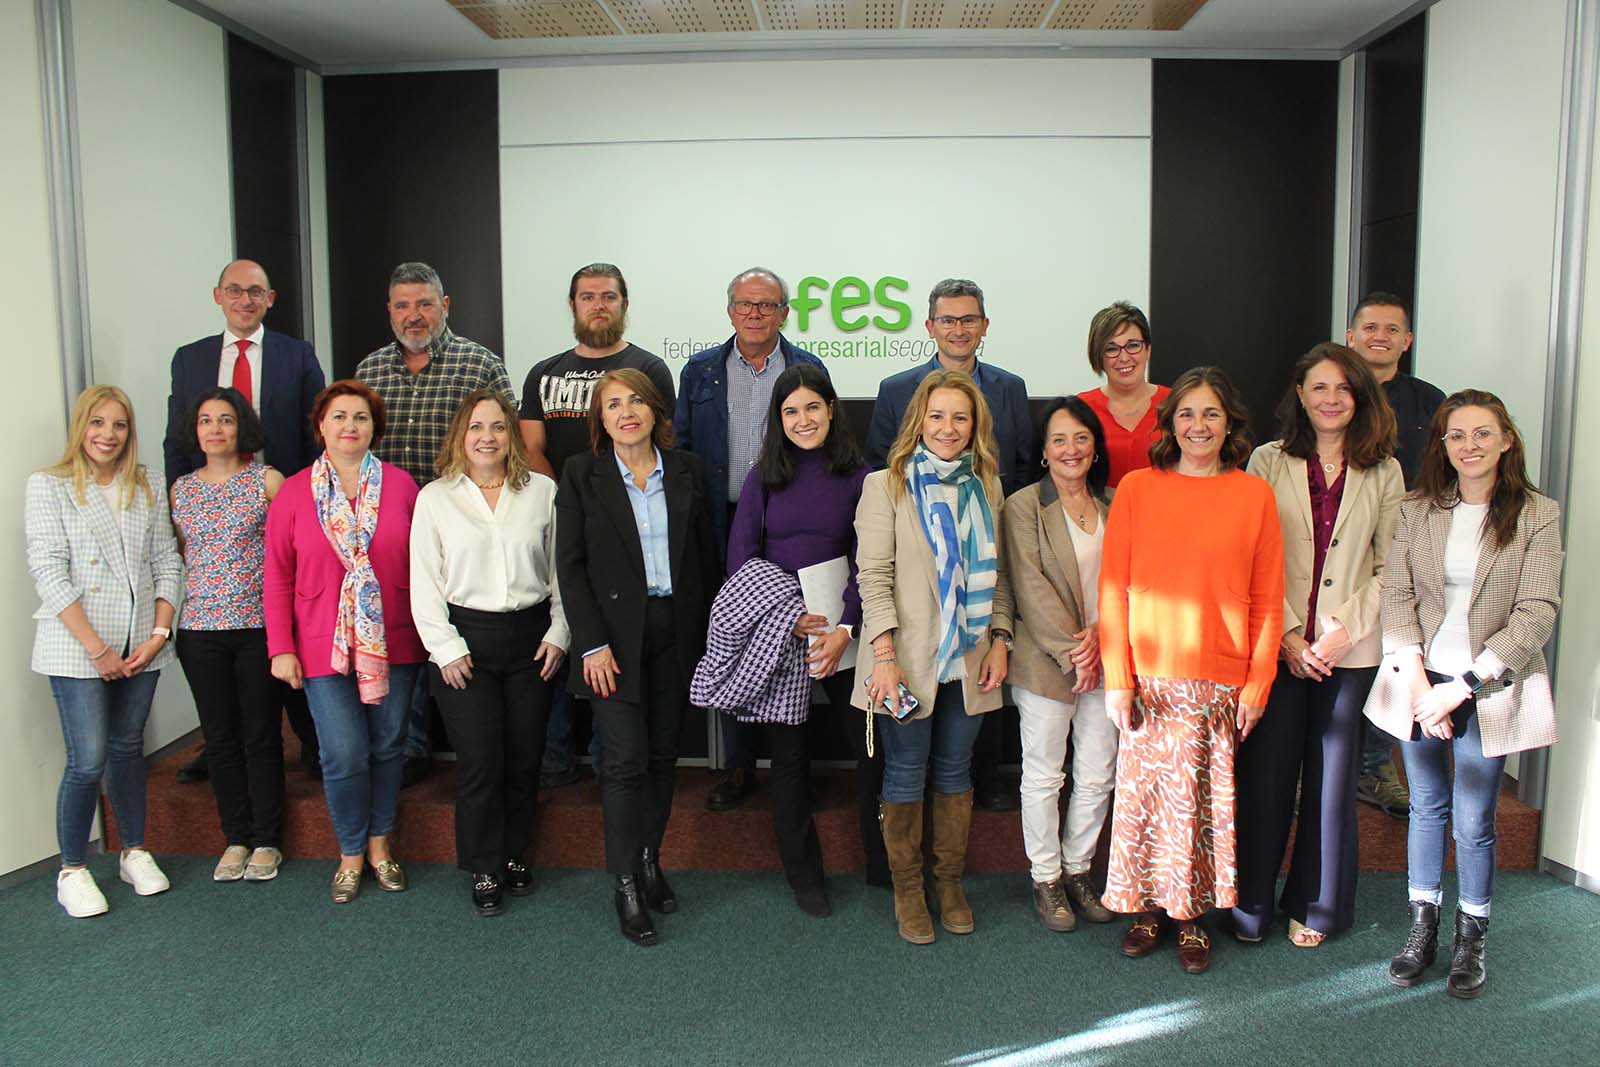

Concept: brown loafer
[[1177, 921, 1212, 974], [1120, 912, 1164, 958], [373, 859, 406, 893], [330, 867, 361, 904]]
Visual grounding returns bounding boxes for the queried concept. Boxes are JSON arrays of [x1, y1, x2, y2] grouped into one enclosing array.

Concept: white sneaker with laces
[[119, 849, 171, 896], [57, 867, 109, 917]]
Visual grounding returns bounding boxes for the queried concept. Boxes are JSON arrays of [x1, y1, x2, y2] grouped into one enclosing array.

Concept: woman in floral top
[[170, 387, 286, 883]]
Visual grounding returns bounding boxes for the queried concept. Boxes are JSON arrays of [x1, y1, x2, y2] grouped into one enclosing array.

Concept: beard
[[394, 318, 446, 354], [573, 308, 627, 350]]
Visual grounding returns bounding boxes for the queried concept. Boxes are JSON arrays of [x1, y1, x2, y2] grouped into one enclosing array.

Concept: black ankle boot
[[1446, 908, 1488, 999], [637, 847, 678, 913], [1388, 900, 1440, 987], [471, 872, 504, 917], [614, 875, 659, 946]]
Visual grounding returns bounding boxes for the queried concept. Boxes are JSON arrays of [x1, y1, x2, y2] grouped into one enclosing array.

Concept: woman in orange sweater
[[1098, 366, 1284, 975]]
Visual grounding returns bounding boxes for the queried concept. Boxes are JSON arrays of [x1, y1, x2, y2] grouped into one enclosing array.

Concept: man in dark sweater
[[1347, 291, 1446, 819]]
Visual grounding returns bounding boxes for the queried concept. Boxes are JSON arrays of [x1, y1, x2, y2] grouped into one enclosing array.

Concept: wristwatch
[[838, 623, 854, 640], [991, 629, 1014, 651], [1459, 670, 1485, 695]]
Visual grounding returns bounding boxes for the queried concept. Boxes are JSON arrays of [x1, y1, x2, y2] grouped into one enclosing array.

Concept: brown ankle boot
[[931, 789, 975, 934], [880, 800, 934, 944]]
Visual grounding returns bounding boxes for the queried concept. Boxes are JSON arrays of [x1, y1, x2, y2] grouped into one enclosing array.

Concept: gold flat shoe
[[373, 859, 406, 893], [213, 845, 250, 883], [244, 847, 283, 882], [330, 867, 362, 904]]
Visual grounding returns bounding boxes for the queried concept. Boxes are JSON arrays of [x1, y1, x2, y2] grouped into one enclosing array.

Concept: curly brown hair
[[1148, 366, 1253, 471], [1275, 342, 1397, 470]]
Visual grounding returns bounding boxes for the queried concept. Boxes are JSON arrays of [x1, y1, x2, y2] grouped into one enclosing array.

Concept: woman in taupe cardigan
[[1002, 397, 1118, 934]]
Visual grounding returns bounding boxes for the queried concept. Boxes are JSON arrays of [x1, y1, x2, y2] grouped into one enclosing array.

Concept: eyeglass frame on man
[[931, 314, 986, 329], [221, 284, 271, 302], [731, 299, 786, 317]]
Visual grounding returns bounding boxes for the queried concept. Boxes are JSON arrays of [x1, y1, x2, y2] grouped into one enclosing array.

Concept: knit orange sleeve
[[1241, 480, 1286, 707], [1098, 476, 1136, 691]]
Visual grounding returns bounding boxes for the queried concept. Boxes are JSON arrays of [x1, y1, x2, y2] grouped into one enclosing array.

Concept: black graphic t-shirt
[[519, 343, 676, 479]]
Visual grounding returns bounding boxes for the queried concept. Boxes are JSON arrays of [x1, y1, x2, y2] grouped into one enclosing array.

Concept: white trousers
[[1015, 686, 1118, 883]]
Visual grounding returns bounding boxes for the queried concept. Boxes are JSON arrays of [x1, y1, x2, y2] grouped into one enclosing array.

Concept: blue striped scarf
[[908, 443, 997, 683]]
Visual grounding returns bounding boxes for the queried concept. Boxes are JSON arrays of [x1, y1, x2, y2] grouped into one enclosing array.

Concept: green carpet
[[1, 858, 1596, 1065]]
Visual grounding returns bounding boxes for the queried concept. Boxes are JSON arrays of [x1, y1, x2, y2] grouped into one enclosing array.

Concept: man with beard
[[518, 263, 673, 787], [519, 263, 674, 483], [355, 261, 514, 785], [355, 261, 514, 489]]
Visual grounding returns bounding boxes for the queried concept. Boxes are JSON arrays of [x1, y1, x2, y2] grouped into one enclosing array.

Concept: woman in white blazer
[[1233, 344, 1404, 948], [26, 385, 183, 918], [1371, 389, 1563, 1000]]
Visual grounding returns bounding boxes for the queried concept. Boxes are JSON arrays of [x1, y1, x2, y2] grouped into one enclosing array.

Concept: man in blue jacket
[[673, 267, 826, 811], [163, 258, 326, 784]]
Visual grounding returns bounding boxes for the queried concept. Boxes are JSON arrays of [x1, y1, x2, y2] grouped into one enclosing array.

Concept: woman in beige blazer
[[853, 369, 1013, 945], [1233, 344, 1403, 949], [1002, 396, 1118, 935], [1371, 389, 1562, 1000], [26, 386, 182, 918]]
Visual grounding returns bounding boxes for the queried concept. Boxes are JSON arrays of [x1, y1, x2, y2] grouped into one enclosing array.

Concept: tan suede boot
[[931, 789, 975, 934], [880, 800, 934, 944]]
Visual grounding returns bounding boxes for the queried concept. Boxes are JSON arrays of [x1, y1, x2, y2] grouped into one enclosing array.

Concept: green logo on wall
[[790, 276, 913, 333]]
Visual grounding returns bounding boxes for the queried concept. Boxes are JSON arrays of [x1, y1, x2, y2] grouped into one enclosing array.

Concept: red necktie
[[232, 339, 254, 462]]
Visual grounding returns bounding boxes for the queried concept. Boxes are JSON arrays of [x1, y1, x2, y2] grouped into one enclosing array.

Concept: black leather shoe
[[471, 872, 504, 917], [795, 886, 832, 918], [176, 748, 209, 784], [614, 875, 659, 946], [706, 768, 755, 811], [637, 847, 678, 913], [503, 858, 534, 896], [1388, 900, 1440, 987], [1446, 908, 1488, 999], [401, 755, 431, 788]]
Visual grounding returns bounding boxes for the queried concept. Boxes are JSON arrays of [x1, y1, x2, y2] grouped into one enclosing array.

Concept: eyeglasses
[[732, 300, 785, 316], [931, 315, 984, 329], [1442, 428, 1502, 447], [1102, 339, 1147, 357], [222, 285, 270, 302]]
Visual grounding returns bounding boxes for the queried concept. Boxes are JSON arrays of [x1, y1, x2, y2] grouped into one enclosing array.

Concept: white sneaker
[[57, 867, 109, 918], [119, 849, 171, 896]]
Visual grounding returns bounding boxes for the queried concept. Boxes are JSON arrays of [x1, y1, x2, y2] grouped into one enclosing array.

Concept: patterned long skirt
[[1101, 676, 1240, 921]]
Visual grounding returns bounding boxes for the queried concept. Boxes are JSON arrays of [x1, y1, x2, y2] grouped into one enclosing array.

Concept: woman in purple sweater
[[723, 363, 880, 910]]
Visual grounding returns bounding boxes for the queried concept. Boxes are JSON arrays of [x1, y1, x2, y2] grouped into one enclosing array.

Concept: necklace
[[473, 478, 505, 490]]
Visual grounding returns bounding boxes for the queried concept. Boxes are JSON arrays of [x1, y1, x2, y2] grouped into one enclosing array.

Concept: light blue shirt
[[724, 342, 786, 502], [615, 447, 673, 598]]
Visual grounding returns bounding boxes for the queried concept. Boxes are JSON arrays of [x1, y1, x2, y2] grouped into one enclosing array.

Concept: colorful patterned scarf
[[907, 443, 997, 683], [311, 452, 389, 702]]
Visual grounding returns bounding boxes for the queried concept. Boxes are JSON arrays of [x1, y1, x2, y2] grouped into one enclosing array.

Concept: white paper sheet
[[797, 555, 856, 674]]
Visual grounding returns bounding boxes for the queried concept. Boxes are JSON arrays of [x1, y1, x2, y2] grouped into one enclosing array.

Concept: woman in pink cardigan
[[265, 380, 425, 904]]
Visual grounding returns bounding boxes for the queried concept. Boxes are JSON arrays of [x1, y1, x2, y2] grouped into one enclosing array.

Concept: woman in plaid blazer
[[26, 385, 183, 918], [1372, 389, 1564, 1000]]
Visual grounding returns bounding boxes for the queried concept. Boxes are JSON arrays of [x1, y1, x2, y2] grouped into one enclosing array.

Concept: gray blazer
[[1368, 491, 1563, 758], [1001, 479, 1110, 705], [26, 470, 182, 679]]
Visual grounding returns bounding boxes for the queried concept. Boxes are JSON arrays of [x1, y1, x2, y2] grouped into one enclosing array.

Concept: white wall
[[1413, 0, 1568, 477], [499, 59, 1151, 400], [1542, 78, 1600, 885], [70, 0, 234, 753], [1331, 53, 1356, 340], [0, 0, 72, 878], [306, 71, 334, 376]]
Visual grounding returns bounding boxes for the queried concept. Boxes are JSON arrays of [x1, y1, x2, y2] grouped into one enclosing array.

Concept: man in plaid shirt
[[355, 262, 514, 783], [355, 261, 514, 488]]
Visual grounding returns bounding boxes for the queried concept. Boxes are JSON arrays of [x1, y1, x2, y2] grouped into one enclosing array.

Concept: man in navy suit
[[164, 258, 326, 783], [863, 278, 1032, 813], [673, 267, 827, 811]]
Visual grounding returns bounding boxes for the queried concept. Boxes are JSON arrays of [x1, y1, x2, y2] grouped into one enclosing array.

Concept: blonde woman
[[853, 369, 1014, 945], [26, 385, 182, 917]]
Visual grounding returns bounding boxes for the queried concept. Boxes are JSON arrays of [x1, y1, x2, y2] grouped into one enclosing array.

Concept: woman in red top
[[1077, 302, 1170, 488]]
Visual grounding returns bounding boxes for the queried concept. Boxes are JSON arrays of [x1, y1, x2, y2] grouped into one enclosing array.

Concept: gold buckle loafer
[[373, 859, 407, 893], [330, 867, 362, 904]]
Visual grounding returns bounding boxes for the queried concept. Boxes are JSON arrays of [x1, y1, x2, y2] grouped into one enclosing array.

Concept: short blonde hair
[[883, 370, 1000, 499], [434, 389, 532, 491], [44, 385, 152, 507]]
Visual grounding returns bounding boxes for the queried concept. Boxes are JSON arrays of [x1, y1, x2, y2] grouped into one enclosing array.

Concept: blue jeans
[[404, 668, 431, 758], [50, 672, 161, 866], [305, 664, 421, 856], [1400, 700, 1505, 908], [1360, 722, 1396, 778], [877, 683, 983, 803], [541, 673, 600, 773]]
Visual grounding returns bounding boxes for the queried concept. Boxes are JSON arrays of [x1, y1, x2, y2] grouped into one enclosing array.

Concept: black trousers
[[282, 682, 317, 762], [1233, 664, 1377, 939], [592, 597, 685, 876], [175, 628, 284, 848], [430, 602, 555, 873], [751, 719, 825, 893], [819, 670, 887, 877]]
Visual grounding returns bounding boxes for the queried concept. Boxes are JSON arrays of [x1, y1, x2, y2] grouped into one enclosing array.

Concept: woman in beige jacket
[[853, 369, 1013, 945], [1234, 343, 1403, 948]]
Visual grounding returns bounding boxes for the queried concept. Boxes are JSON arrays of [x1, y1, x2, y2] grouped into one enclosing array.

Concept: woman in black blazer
[[555, 368, 717, 946]]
